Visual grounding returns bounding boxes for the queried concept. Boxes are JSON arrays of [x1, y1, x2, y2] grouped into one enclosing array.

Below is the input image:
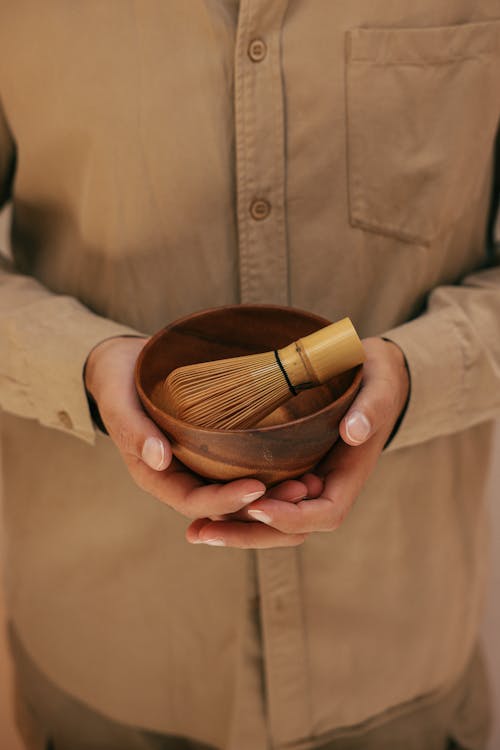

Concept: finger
[[127, 458, 266, 518], [183, 479, 266, 517], [89, 338, 267, 518], [204, 479, 309, 523], [246, 439, 382, 533], [340, 338, 409, 447], [185, 518, 308, 549], [100, 378, 173, 471], [340, 377, 394, 446], [213, 474, 325, 525], [90, 338, 173, 471], [265, 479, 307, 502], [247, 497, 342, 534], [299, 472, 324, 498]]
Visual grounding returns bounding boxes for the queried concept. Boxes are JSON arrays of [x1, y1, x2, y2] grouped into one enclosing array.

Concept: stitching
[[234, 0, 250, 302], [350, 53, 491, 67], [344, 34, 354, 239], [271, 17, 289, 305], [349, 216, 432, 247], [242, 0, 259, 302]]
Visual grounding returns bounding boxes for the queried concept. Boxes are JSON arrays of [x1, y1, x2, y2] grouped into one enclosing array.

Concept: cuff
[[380, 309, 465, 452], [0, 295, 143, 443]]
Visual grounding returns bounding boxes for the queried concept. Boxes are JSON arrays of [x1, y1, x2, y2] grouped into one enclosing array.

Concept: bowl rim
[[135, 304, 363, 435]]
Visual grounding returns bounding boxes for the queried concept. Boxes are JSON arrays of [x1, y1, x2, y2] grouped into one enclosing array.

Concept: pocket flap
[[347, 21, 500, 65]]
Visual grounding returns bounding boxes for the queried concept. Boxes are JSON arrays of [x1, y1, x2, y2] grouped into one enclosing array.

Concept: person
[[0, 2, 499, 749]]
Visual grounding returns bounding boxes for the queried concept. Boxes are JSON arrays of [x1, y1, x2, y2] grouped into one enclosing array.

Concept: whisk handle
[[278, 317, 365, 389]]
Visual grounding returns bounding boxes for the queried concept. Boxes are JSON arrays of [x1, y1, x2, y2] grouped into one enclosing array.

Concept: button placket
[[234, 0, 289, 306], [256, 547, 313, 746], [234, 1, 313, 745]]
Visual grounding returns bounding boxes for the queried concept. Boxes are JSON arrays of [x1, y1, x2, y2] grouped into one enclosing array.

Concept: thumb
[[339, 338, 409, 447], [340, 407, 373, 446], [86, 337, 172, 471], [100, 385, 172, 471]]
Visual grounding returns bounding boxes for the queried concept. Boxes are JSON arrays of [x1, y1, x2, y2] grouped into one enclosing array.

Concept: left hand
[[186, 337, 410, 548]]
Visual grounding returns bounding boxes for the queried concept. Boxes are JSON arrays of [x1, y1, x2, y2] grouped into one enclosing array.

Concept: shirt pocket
[[345, 21, 500, 246]]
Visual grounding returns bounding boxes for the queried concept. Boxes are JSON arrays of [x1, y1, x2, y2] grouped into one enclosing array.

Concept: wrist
[[83, 335, 148, 435], [84, 335, 147, 397]]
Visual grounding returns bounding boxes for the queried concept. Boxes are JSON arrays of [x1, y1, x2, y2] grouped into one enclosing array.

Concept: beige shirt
[[0, 2, 499, 749]]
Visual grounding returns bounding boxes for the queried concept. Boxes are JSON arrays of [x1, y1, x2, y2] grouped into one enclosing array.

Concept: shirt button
[[250, 199, 271, 221], [248, 39, 267, 62]]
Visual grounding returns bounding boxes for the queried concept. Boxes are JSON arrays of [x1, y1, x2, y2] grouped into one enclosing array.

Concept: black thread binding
[[274, 350, 298, 396]]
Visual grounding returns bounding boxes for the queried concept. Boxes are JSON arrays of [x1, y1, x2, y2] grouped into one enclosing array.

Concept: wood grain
[[136, 305, 362, 484]]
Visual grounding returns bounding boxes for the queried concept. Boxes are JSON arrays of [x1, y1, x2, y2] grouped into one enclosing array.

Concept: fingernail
[[247, 509, 272, 524], [141, 437, 166, 470], [345, 411, 371, 444], [202, 538, 225, 546], [274, 491, 305, 502], [242, 490, 266, 504]]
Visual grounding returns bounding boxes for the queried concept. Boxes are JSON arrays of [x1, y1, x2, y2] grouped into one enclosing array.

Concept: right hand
[[84, 336, 310, 545]]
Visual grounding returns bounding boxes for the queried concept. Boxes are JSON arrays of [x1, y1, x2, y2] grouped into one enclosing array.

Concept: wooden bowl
[[135, 305, 362, 485]]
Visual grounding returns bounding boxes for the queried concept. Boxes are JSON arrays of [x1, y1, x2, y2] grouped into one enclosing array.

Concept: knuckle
[[334, 515, 345, 529], [280, 521, 299, 535], [377, 396, 394, 424], [231, 530, 255, 548], [328, 507, 346, 530], [114, 423, 139, 458], [174, 498, 192, 518], [322, 521, 338, 532], [323, 519, 340, 532], [116, 424, 130, 449], [286, 534, 308, 547], [100, 401, 142, 458], [184, 487, 217, 518], [279, 508, 306, 535], [206, 488, 230, 515], [374, 377, 398, 415], [99, 402, 119, 434]]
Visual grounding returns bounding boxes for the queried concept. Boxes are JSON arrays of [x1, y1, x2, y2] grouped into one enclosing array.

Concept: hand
[[84, 336, 312, 537], [186, 337, 410, 547]]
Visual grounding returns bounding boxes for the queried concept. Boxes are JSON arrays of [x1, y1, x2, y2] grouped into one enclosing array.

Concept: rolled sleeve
[[381, 265, 500, 452], [0, 279, 141, 443]]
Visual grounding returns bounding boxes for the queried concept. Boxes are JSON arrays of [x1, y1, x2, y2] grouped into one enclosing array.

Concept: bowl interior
[[138, 305, 359, 429]]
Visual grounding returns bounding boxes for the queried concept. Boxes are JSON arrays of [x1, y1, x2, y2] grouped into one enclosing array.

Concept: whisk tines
[[162, 317, 366, 431], [163, 352, 291, 429]]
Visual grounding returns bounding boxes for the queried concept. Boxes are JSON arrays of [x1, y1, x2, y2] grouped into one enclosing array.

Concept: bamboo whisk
[[162, 317, 365, 430]]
